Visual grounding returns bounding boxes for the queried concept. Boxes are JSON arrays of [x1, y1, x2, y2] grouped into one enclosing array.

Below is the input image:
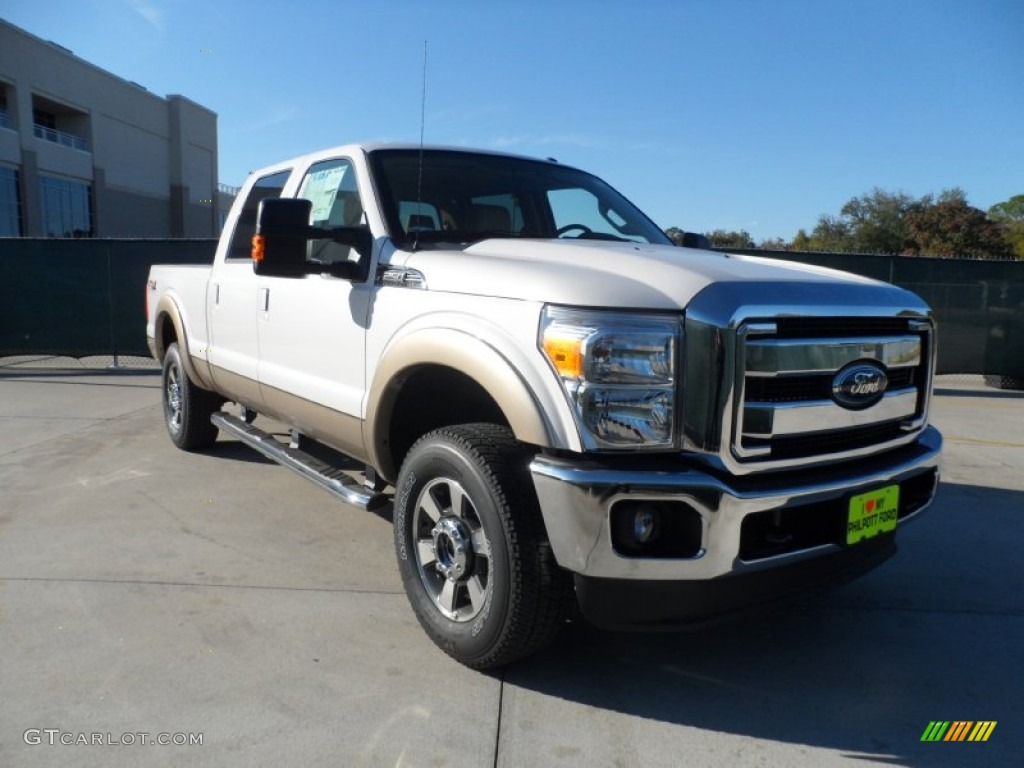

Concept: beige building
[[0, 19, 220, 237]]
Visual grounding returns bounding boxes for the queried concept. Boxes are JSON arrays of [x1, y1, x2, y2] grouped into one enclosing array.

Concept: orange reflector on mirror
[[251, 234, 265, 262]]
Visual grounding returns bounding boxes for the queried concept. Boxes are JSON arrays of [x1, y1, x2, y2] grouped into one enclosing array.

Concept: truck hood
[[398, 239, 889, 310]]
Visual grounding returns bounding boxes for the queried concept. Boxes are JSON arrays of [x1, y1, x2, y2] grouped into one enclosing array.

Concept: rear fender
[[152, 295, 216, 390]]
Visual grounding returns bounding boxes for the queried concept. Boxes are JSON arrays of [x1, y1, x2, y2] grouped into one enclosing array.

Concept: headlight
[[540, 306, 681, 449]]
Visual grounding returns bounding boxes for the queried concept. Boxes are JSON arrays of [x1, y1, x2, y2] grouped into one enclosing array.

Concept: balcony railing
[[34, 123, 89, 152], [217, 183, 240, 196]]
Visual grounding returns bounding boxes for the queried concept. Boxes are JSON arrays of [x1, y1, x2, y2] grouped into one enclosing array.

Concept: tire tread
[[163, 343, 222, 451], [398, 423, 573, 669]]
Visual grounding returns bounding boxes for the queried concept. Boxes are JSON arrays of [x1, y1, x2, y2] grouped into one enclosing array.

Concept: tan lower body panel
[[207, 364, 368, 466], [207, 364, 263, 412]]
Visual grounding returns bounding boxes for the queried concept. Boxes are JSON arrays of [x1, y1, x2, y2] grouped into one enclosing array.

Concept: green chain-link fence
[[0, 239, 215, 365], [720, 249, 1024, 384], [1, 240, 1021, 384]]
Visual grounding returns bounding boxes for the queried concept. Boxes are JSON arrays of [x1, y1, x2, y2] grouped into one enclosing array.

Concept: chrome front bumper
[[530, 426, 942, 581]]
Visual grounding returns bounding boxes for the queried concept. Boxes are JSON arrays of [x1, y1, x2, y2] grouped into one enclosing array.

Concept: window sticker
[[304, 166, 347, 222]]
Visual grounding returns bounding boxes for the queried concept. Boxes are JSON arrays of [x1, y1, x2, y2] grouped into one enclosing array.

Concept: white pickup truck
[[147, 143, 942, 668]]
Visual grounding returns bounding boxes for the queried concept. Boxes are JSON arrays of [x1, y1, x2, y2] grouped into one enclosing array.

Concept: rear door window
[[226, 170, 292, 261]]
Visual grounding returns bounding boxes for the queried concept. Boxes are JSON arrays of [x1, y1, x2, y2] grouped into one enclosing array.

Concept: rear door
[[207, 169, 291, 406]]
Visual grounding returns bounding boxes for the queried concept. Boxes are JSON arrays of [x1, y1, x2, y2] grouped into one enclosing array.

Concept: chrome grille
[[772, 316, 913, 338], [732, 317, 933, 464], [745, 367, 917, 403]]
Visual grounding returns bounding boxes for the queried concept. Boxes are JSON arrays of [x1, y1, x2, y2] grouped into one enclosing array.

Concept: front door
[[255, 157, 372, 458]]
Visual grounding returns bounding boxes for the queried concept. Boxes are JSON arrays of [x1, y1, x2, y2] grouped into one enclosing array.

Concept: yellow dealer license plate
[[847, 485, 900, 545]]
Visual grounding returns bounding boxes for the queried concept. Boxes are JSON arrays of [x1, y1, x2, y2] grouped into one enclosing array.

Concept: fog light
[[611, 499, 704, 558], [633, 504, 659, 543]]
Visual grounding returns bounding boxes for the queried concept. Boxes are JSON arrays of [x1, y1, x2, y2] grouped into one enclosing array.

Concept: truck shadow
[[933, 386, 1024, 400], [206, 431, 399, 523], [205, 440, 275, 465], [508, 481, 1023, 767], [0, 370, 160, 388]]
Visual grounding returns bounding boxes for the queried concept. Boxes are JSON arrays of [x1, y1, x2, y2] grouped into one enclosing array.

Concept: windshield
[[368, 149, 672, 247]]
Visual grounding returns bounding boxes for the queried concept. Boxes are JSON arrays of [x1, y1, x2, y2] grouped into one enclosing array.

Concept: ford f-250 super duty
[[147, 144, 942, 669]]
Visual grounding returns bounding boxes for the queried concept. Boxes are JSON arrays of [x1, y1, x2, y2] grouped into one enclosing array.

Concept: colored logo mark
[[920, 720, 997, 742]]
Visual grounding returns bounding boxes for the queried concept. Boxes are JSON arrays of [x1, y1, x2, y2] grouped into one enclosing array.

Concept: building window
[[39, 176, 93, 237], [0, 88, 12, 130], [33, 109, 56, 130], [0, 167, 22, 236], [31, 97, 89, 151]]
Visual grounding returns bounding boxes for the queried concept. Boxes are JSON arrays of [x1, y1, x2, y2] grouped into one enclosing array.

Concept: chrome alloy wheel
[[165, 364, 183, 432], [412, 477, 492, 622]]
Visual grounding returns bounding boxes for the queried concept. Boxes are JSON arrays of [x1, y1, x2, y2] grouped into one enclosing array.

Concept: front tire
[[161, 342, 222, 450], [393, 424, 572, 669]]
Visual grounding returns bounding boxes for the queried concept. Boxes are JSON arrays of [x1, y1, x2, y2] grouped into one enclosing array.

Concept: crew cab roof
[[243, 143, 568, 183]]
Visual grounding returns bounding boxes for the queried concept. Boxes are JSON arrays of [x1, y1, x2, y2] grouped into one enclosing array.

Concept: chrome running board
[[211, 412, 388, 511]]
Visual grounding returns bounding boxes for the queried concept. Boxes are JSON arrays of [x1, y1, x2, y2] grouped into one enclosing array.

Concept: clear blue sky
[[4, 0, 1022, 242]]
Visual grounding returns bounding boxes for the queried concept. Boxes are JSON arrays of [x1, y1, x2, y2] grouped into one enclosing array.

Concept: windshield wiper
[[568, 231, 631, 242]]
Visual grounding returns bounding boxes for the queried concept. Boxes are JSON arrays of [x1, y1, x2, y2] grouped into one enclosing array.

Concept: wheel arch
[[153, 295, 216, 390], [366, 329, 556, 483]]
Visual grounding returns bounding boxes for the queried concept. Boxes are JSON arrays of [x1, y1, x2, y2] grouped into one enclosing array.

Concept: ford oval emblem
[[832, 362, 888, 410]]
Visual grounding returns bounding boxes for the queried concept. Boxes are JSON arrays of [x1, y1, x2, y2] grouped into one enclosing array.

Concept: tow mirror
[[253, 198, 372, 279], [253, 198, 309, 277], [680, 232, 713, 250]]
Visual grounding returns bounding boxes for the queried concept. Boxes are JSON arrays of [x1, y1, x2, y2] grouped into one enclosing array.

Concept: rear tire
[[162, 342, 222, 450], [393, 424, 572, 669]]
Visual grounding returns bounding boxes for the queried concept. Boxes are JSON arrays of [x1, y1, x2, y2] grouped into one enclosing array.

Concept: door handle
[[259, 287, 270, 312]]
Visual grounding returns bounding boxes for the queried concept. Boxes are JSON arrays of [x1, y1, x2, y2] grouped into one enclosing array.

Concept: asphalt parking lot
[[1, 361, 1021, 767]]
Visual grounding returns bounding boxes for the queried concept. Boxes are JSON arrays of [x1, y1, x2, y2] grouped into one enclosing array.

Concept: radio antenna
[[413, 40, 427, 252]]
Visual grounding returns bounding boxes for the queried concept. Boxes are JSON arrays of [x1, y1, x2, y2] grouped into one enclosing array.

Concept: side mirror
[[680, 232, 713, 250], [254, 198, 310, 277], [253, 198, 373, 279]]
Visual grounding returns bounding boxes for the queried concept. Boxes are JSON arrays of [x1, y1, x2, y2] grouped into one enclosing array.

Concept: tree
[[936, 187, 969, 206], [988, 194, 1024, 223], [798, 187, 1011, 258], [758, 237, 789, 250], [807, 214, 854, 251], [800, 191, 909, 252], [837, 188, 919, 253], [988, 195, 1024, 259], [704, 229, 755, 249], [905, 197, 1012, 259], [791, 229, 812, 251], [664, 227, 685, 245]]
